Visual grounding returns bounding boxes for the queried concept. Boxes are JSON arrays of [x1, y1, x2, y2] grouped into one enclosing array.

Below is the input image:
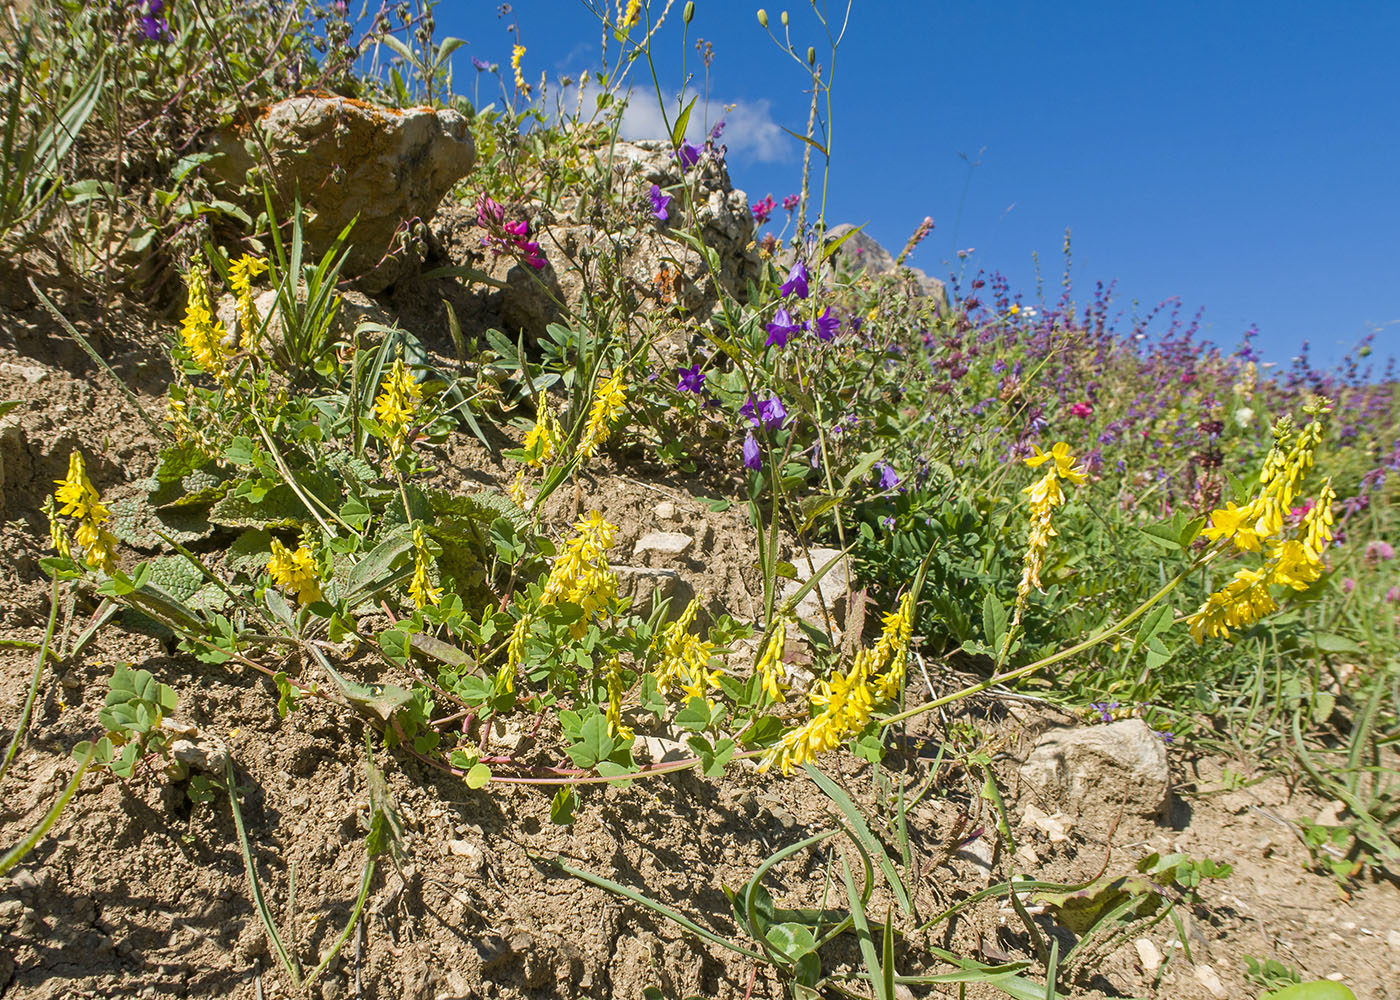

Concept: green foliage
[[73, 665, 179, 778]]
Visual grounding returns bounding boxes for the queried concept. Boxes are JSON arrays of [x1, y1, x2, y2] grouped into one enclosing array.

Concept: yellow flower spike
[[374, 358, 422, 458], [522, 391, 561, 468], [52, 451, 118, 573], [605, 657, 634, 741], [180, 264, 233, 379], [511, 44, 529, 94], [228, 255, 268, 350], [577, 371, 628, 461], [408, 525, 442, 609], [754, 624, 788, 703], [267, 539, 323, 606], [872, 593, 915, 700]]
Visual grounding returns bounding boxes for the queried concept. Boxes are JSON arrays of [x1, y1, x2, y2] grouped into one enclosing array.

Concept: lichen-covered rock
[[436, 139, 760, 348], [210, 96, 475, 292], [1019, 718, 1170, 824]]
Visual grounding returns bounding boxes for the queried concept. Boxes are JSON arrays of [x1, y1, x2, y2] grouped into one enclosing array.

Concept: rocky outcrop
[[435, 139, 761, 348], [209, 96, 476, 293], [821, 223, 947, 308]]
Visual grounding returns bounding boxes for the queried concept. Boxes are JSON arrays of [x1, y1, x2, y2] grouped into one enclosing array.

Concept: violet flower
[[742, 432, 761, 470], [676, 142, 701, 171], [138, 0, 171, 40], [876, 462, 900, 490], [740, 395, 786, 431], [765, 307, 800, 348], [472, 57, 498, 72], [676, 364, 705, 393], [648, 184, 671, 222], [780, 260, 809, 299], [812, 306, 839, 341]]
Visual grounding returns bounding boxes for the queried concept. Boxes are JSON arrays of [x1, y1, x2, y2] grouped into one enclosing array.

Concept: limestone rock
[[780, 546, 850, 633], [210, 96, 476, 292], [1018, 719, 1170, 823], [633, 531, 693, 559]]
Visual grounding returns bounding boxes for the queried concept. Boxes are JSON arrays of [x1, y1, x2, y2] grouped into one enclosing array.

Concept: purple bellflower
[[812, 306, 839, 341], [876, 462, 900, 490], [765, 307, 801, 347], [648, 184, 671, 222], [779, 260, 809, 299], [676, 142, 701, 171], [742, 432, 761, 470], [740, 394, 787, 431]]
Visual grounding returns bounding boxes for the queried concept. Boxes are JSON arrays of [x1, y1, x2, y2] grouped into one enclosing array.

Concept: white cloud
[[618, 91, 792, 163]]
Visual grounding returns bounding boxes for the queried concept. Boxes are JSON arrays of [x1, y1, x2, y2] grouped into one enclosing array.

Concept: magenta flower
[[779, 261, 809, 300], [648, 184, 672, 222], [1342, 577, 1357, 593], [1388, 586, 1400, 604], [812, 306, 839, 341], [1069, 402, 1094, 418], [476, 194, 505, 229], [742, 432, 761, 470], [1365, 540, 1395, 562], [765, 307, 800, 347], [676, 364, 705, 393], [751, 194, 776, 224], [782, 193, 799, 212]]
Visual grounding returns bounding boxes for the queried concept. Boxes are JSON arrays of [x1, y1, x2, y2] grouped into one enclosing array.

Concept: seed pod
[[683, 1, 694, 23], [756, 8, 767, 27]]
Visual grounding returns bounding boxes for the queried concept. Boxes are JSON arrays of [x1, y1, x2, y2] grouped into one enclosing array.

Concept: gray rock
[[613, 564, 689, 612], [780, 546, 850, 633], [818, 223, 948, 308], [1019, 719, 1170, 823], [632, 531, 693, 559], [210, 96, 475, 292]]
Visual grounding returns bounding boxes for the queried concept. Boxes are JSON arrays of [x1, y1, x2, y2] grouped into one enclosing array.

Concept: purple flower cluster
[[751, 194, 776, 224], [136, 0, 171, 41]]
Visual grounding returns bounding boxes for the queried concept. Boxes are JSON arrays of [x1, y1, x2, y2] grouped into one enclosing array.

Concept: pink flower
[[1365, 540, 1395, 563], [751, 194, 776, 224], [1342, 577, 1356, 593], [1069, 402, 1093, 419], [1387, 586, 1400, 604]]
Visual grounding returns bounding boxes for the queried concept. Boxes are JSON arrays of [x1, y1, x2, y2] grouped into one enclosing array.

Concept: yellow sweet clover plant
[[1188, 398, 1334, 641], [374, 357, 422, 459], [267, 539, 323, 607]]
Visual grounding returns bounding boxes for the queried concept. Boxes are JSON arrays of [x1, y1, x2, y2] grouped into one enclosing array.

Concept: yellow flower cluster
[[1201, 402, 1328, 553], [511, 44, 529, 95], [1015, 442, 1087, 618], [1188, 399, 1333, 643], [577, 370, 627, 461], [620, 0, 641, 28], [522, 392, 562, 467], [181, 264, 233, 379], [409, 525, 442, 609], [267, 539, 322, 606], [229, 254, 268, 350], [605, 657, 634, 741], [760, 592, 916, 775], [52, 451, 118, 573], [652, 598, 722, 703], [506, 512, 621, 686], [754, 624, 788, 703], [374, 358, 422, 458]]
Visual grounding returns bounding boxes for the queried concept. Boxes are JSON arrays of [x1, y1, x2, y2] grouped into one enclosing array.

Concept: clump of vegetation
[[1, 0, 1396, 996]]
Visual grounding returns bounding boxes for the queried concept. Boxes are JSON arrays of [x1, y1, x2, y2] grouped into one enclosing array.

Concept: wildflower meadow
[[0, 2, 1396, 998]]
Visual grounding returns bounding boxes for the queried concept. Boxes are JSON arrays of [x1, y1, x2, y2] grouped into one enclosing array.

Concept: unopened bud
[[806, 46, 815, 65], [683, 1, 694, 23], [756, 8, 767, 27], [780, 9, 788, 26]]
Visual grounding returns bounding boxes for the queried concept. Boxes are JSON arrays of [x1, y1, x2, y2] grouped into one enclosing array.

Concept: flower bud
[[780, 9, 788, 26], [756, 8, 767, 27], [683, 1, 694, 23], [807, 45, 815, 65]]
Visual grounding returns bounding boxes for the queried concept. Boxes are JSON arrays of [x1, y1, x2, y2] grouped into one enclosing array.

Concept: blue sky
[[433, 1, 1398, 373]]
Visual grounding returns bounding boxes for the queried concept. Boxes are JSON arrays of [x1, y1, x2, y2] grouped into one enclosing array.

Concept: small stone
[[633, 531, 693, 558], [654, 501, 677, 521], [448, 840, 483, 870], [1387, 928, 1400, 950], [1193, 964, 1225, 997], [1135, 938, 1164, 973], [1013, 844, 1039, 869], [1020, 803, 1071, 842]]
